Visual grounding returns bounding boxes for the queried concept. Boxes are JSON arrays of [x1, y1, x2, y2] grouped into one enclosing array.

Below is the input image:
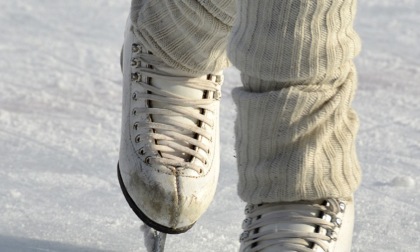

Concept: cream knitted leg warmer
[[228, 0, 362, 203], [130, 0, 235, 75]]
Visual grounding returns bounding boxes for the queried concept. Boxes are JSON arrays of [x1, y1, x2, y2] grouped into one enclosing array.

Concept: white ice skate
[[239, 197, 355, 252], [118, 19, 222, 236]]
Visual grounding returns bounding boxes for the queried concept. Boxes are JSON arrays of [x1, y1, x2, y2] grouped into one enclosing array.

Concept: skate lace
[[131, 50, 221, 173], [240, 199, 344, 252]]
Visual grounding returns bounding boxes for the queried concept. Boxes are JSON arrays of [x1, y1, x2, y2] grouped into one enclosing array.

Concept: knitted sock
[[228, 0, 362, 203], [130, 0, 235, 75]]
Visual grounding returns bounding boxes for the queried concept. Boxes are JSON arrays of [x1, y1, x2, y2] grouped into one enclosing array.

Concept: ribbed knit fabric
[[228, 0, 360, 84], [130, 0, 235, 75], [229, 0, 362, 203], [129, 0, 362, 203]]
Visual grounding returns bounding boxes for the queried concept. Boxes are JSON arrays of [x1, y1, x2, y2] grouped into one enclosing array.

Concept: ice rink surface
[[1, 1, 419, 251]]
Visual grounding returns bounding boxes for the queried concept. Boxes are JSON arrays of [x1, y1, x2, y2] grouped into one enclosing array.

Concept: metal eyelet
[[132, 92, 138, 101], [242, 217, 252, 229], [239, 231, 250, 242], [132, 44, 139, 53], [133, 122, 139, 130], [132, 109, 137, 116], [244, 204, 256, 215], [145, 156, 151, 164], [131, 72, 139, 81], [135, 135, 141, 143], [131, 59, 137, 67], [339, 202, 346, 213], [334, 218, 343, 227], [213, 90, 222, 100], [327, 230, 338, 241], [138, 148, 145, 155]]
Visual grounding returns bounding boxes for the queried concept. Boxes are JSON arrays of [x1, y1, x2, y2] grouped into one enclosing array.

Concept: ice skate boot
[[239, 197, 354, 252], [118, 20, 222, 234]]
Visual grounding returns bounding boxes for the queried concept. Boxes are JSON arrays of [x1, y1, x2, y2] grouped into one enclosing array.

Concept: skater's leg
[[229, 0, 361, 203], [228, 0, 361, 251]]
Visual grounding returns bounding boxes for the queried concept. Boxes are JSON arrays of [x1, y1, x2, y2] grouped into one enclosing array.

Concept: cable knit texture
[[230, 0, 362, 203], [130, 0, 235, 75]]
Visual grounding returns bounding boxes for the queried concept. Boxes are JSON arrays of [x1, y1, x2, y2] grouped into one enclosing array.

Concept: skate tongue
[[149, 67, 206, 162]]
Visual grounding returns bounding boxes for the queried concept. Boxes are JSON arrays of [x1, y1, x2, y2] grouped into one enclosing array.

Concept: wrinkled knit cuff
[[130, 0, 235, 75], [230, 0, 362, 203], [233, 65, 361, 203]]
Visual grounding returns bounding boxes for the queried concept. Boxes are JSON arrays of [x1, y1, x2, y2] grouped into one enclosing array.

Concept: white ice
[[0, 1, 419, 251]]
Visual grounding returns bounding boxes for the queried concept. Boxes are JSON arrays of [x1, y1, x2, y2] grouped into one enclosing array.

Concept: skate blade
[[142, 224, 167, 252]]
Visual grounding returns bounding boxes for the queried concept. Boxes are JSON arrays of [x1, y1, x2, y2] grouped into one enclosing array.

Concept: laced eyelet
[[242, 217, 252, 229], [131, 59, 137, 67], [327, 230, 338, 241], [334, 218, 342, 227], [339, 202, 346, 213], [132, 92, 138, 101], [132, 109, 137, 116], [239, 231, 250, 242], [132, 44, 139, 53], [131, 72, 139, 81], [244, 204, 256, 215]]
